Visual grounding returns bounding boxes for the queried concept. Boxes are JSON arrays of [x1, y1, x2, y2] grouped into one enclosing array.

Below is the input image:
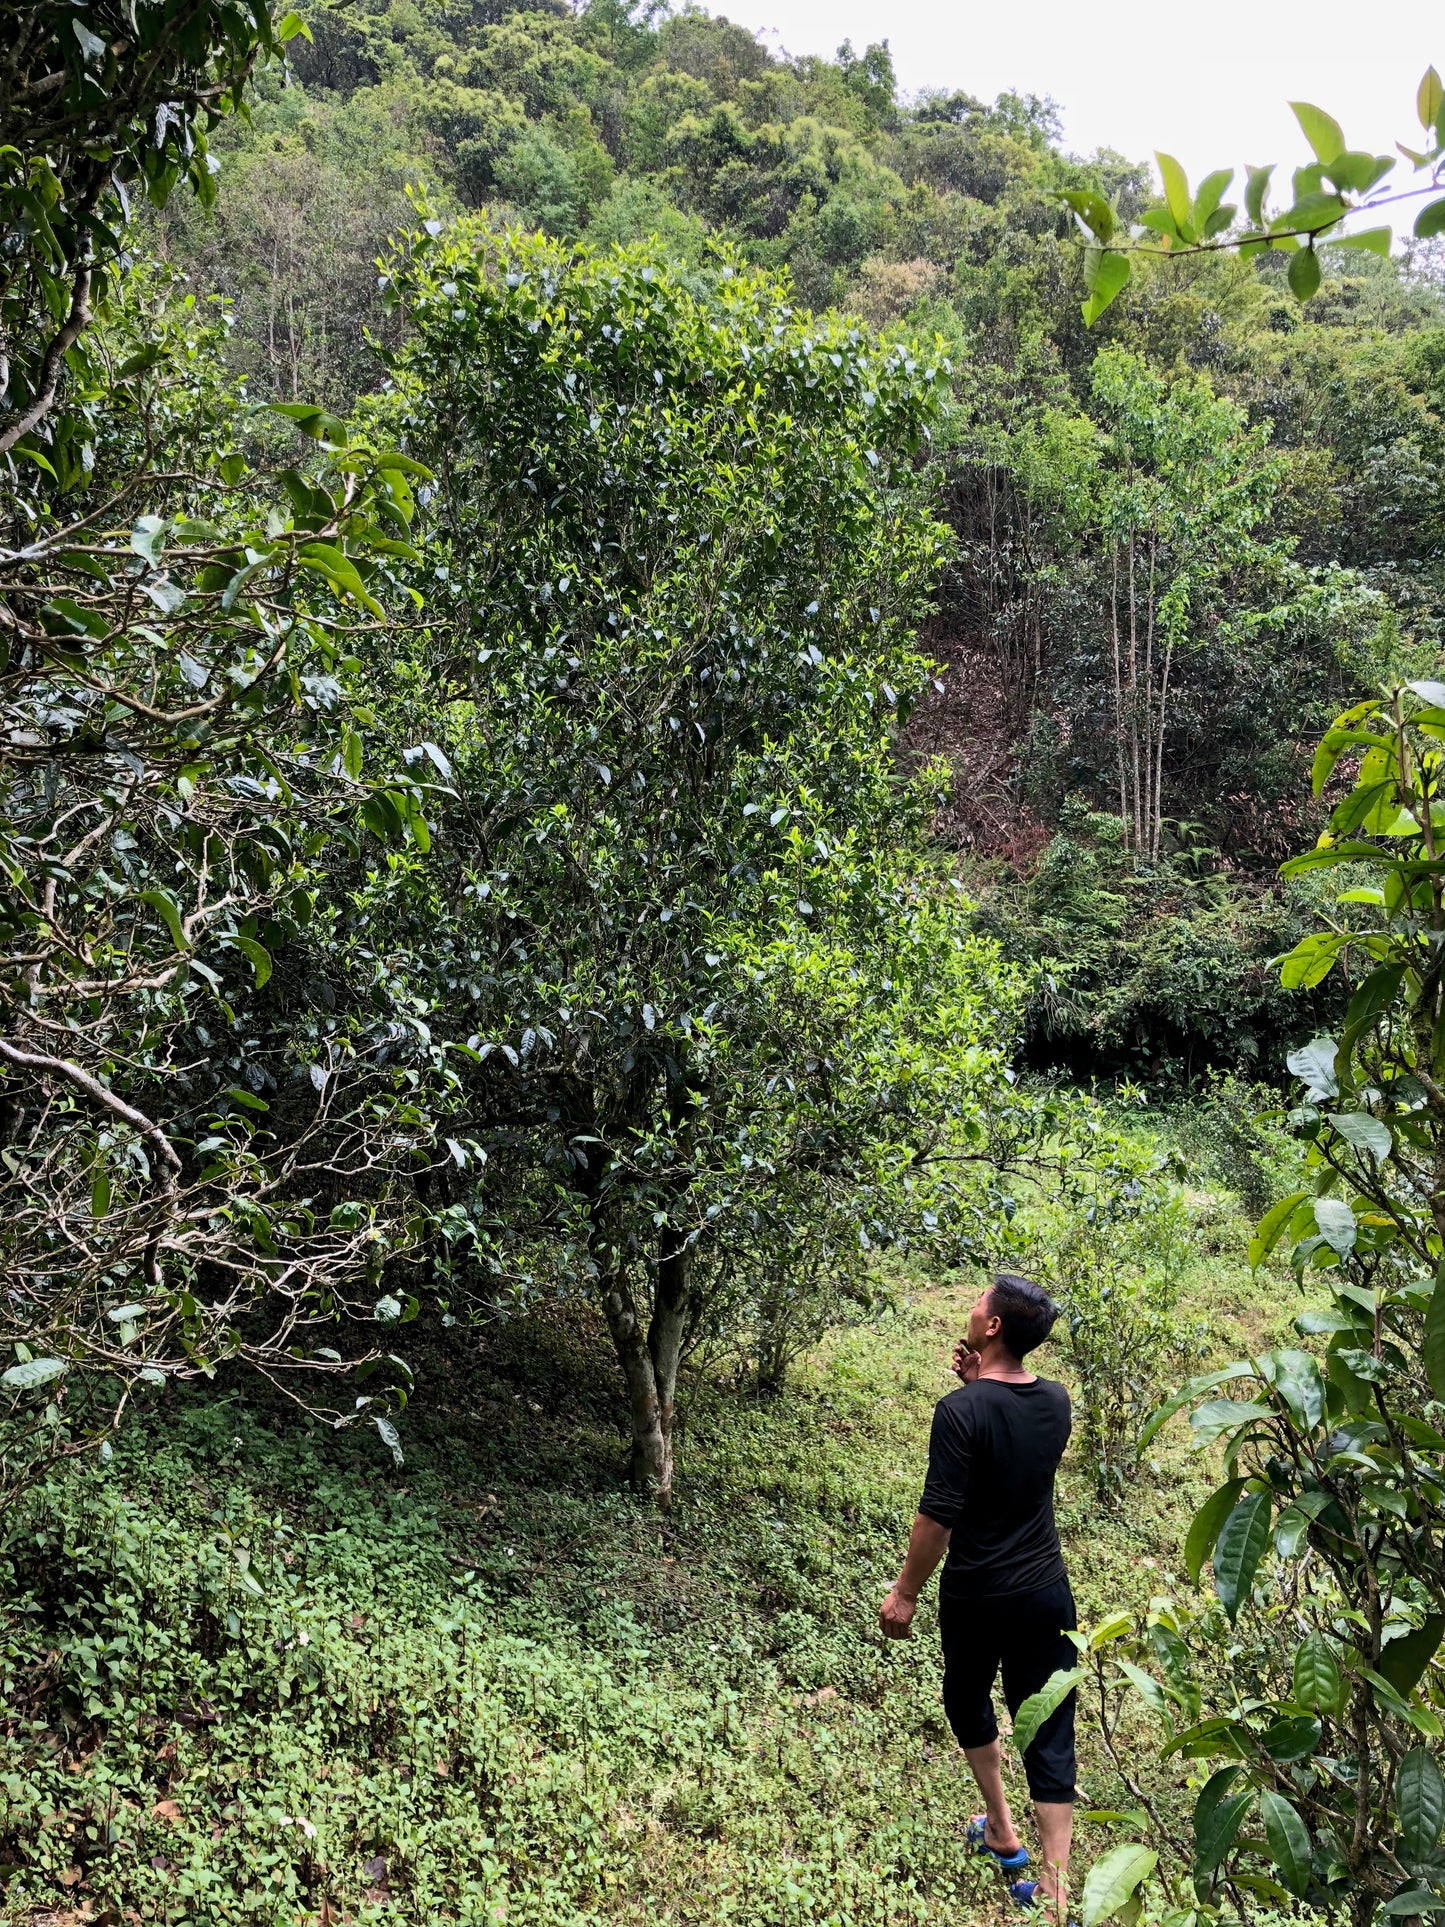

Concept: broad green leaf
[[1294, 1631, 1345, 1715], [1212, 1490, 1271, 1620], [1288, 245, 1322, 300], [1192, 168, 1234, 229], [1416, 198, 1445, 240], [1081, 1843, 1157, 1926], [1189, 1399, 1272, 1448], [1397, 1748, 1445, 1862], [1333, 226, 1391, 254], [91, 1172, 111, 1219], [1383, 1890, 1445, 1915], [1324, 1111, 1391, 1162], [2, 1357, 67, 1390], [1259, 1790, 1311, 1896], [1155, 153, 1192, 230], [1058, 189, 1115, 241], [1288, 1036, 1339, 1097], [1419, 67, 1444, 132], [1139, 1362, 1257, 1448], [1185, 1478, 1246, 1585], [1292, 101, 1345, 164], [1379, 1617, 1445, 1696], [1011, 1666, 1084, 1758], [235, 936, 272, 990], [1313, 1196, 1357, 1257], [1250, 1192, 1309, 1270], [1279, 931, 1343, 989], [342, 728, 364, 780], [1244, 164, 1274, 227], [1192, 1765, 1241, 1865], [140, 889, 189, 953], [1343, 964, 1404, 1029], [1267, 1348, 1325, 1430], [1082, 252, 1130, 325]]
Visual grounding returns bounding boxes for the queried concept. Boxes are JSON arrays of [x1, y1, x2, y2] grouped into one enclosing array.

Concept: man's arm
[[878, 1512, 951, 1639]]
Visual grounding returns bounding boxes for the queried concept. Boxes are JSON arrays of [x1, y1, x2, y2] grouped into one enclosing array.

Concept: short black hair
[[988, 1272, 1058, 1358]]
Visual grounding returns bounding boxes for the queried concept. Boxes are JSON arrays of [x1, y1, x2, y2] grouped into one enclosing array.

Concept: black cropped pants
[[938, 1577, 1078, 1804]]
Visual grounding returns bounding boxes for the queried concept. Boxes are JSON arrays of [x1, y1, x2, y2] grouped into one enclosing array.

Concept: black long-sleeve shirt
[[918, 1376, 1072, 1600]]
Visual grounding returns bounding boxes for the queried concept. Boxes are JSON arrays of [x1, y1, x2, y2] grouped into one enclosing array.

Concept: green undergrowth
[[1, 1199, 1300, 1927]]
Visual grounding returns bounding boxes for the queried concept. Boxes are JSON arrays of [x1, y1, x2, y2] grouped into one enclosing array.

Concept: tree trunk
[[1110, 545, 1129, 841], [598, 1240, 690, 1507]]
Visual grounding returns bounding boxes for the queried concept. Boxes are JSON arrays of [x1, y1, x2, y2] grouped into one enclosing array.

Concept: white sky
[[745, 0, 1442, 207]]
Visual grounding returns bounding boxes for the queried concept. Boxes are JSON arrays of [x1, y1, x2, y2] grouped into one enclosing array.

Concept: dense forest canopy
[[4, 5, 1445, 1925], [135, 0, 1445, 1075]]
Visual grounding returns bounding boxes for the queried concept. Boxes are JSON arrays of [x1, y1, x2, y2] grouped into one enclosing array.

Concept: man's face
[[965, 1286, 997, 1350]]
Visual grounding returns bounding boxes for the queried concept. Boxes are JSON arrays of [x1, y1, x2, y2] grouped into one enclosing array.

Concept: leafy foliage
[[360, 228, 1026, 1495]]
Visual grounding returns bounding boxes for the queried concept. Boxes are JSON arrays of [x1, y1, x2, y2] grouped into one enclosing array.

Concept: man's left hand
[[878, 1584, 917, 1639]]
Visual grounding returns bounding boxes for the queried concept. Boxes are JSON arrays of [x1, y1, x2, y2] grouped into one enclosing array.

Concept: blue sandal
[[968, 1815, 1029, 1871], [1010, 1878, 1078, 1926]]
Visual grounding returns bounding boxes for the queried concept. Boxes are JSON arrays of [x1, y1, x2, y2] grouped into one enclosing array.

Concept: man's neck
[[975, 1345, 1035, 1384]]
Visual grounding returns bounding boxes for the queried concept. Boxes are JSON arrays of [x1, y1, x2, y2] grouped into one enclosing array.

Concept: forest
[[2, 1, 1445, 1923]]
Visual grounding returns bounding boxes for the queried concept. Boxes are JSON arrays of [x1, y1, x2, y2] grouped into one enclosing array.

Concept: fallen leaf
[[152, 1799, 181, 1822], [58, 1867, 83, 1887]]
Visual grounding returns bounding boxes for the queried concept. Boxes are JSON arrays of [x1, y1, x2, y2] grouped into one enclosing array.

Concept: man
[[879, 1272, 1076, 1920]]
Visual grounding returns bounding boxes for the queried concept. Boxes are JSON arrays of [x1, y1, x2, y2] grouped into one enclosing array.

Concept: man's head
[[965, 1272, 1059, 1361]]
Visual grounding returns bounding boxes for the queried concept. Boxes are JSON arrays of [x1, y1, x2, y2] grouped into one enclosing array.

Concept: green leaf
[[226, 1087, 269, 1112], [1292, 101, 1345, 164], [1379, 1617, 1445, 1696], [1196, 1791, 1253, 1875], [1288, 246, 1323, 300], [1420, 67, 1444, 131], [1250, 1192, 1309, 1270], [1267, 1348, 1325, 1430], [1, 1357, 68, 1390], [1279, 931, 1343, 988], [91, 1172, 111, 1219], [1058, 189, 1115, 241], [1081, 1843, 1157, 1926], [1192, 168, 1234, 229], [1294, 1631, 1345, 1715], [1011, 1666, 1084, 1758], [1333, 226, 1392, 255], [1185, 1479, 1246, 1585], [1397, 1748, 1445, 1863], [234, 936, 273, 990], [140, 889, 190, 953], [1244, 164, 1274, 228], [1139, 1362, 1258, 1449], [1324, 1111, 1392, 1162], [1259, 1790, 1312, 1896], [1081, 252, 1130, 326], [1155, 153, 1192, 230], [1212, 1490, 1272, 1620], [1425, 1268, 1445, 1402], [1383, 1889, 1445, 1915], [276, 8, 313, 40], [1344, 963, 1405, 1029], [342, 728, 364, 780], [1415, 198, 1445, 240], [1313, 1196, 1357, 1258]]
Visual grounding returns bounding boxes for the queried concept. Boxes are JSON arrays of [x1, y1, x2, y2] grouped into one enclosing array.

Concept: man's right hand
[[952, 1341, 981, 1383], [878, 1584, 917, 1639]]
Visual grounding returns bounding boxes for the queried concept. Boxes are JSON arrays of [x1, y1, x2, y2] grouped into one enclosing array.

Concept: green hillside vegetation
[[146, 0, 1445, 1081], [0, 1193, 1290, 1926], [5, 5, 1445, 1924]]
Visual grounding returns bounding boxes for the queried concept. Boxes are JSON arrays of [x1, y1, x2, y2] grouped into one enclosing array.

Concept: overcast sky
[[743, 0, 1441, 209]]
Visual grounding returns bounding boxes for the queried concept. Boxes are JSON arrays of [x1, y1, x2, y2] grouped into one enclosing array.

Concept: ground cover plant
[[0, 1214, 1294, 1926]]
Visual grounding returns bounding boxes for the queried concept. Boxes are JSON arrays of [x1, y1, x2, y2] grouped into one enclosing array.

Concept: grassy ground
[[0, 1194, 1299, 1927]]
